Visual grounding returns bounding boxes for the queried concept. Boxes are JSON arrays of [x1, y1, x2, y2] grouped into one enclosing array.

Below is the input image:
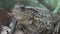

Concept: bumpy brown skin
[[0, 8, 11, 32]]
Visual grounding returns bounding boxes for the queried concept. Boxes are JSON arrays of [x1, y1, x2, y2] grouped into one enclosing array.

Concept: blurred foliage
[[0, 0, 60, 14], [0, 0, 16, 11]]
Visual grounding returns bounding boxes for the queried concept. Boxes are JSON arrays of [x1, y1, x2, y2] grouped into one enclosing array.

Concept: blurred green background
[[0, 0, 60, 14]]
